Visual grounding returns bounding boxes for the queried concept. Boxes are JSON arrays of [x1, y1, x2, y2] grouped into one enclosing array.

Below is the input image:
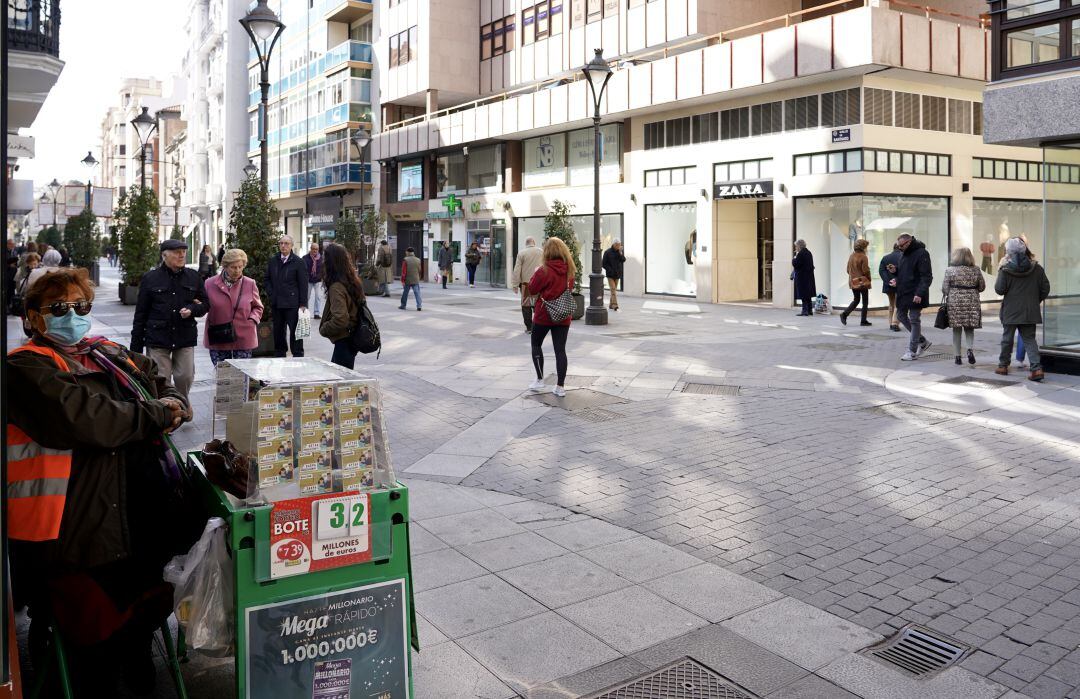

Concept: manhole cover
[[861, 402, 960, 425], [802, 342, 868, 351], [939, 375, 1018, 389], [917, 351, 953, 361], [584, 657, 757, 699], [682, 383, 740, 396], [861, 624, 969, 678], [572, 407, 624, 423], [605, 330, 678, 338], [527, 389, 626, 410]]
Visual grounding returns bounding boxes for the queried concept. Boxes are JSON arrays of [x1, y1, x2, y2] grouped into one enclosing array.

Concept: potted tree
[[63, 208, 102, 285], [357, 209, 386, 296], [36, 225, 62, 251], [227, 172, 280, 356], [116, 186, 160, 305], [543, 200, 585, 320]]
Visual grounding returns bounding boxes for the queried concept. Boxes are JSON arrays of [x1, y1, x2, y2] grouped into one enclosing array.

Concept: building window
[[714, 158, 773, 182], [720, 107, 749, 140], [390, 27, 417, 67], [436, 151, 467, 194], [645, 166, 696, 187], [863, 148, 951, 176], [864, 87, 893, 126], [784, 95, 819, 131], [921, 95, 947, 131], [948, 99, 973, 134], [665, 117, 691, 147], [691, 113, 718, 143], [994, 0, 1080, 77], [644, 121, 664, 150], [481, 16, 516, 58], [752, 102, 783, 136], [1007, 22, 1061, 66], [893, 92, 921, 129], [468, 145, 503, 191], [820, 89, 860, 128], [974, 156, 1080, 183], [523, 1, 563, 43]]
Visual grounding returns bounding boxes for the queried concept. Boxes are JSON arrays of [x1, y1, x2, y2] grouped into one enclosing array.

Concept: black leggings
[[843, 288, 869, 321], [531, 324, 569, 385]]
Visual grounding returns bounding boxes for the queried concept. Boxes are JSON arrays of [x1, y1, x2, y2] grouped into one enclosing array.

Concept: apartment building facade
[[371, 0, 1074, 331], [982, 0, 1080, 357], [251, 0, 378, 249]]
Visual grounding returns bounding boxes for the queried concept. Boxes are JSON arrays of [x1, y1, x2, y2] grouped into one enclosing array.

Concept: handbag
[[541, 277, 574, 323], [934, 298, 950, 330], [295, 308, 312, 339], [207, 279, 245, 345], [349, 299, 382, 356]]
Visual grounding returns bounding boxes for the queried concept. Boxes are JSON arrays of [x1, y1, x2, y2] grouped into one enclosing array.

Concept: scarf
[[221, 268, 239, 289], [58, 336, 184, 485]]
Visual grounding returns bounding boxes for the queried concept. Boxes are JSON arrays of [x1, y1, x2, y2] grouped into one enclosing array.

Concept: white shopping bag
[[295, 308, 312, 339]]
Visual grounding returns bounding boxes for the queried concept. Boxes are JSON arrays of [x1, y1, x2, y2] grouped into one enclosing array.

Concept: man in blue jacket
[[890, 234, 933, 361], [266, 235, 309, 357]]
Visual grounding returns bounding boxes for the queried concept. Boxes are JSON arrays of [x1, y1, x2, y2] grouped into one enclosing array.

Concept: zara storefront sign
[[713, 180, 774, 200]]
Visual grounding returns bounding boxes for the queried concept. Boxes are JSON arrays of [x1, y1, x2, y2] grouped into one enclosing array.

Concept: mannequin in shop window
[[979, 235, 996, 274], [996, 218, 1010, 264], [848, 218, 863, 249]]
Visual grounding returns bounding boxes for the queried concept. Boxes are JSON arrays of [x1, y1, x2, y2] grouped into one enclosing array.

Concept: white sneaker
[[553, 386, 567, 397], [915, 340, 932, 358], [528, 379, 545, 392], [900, 351, 917, 361]]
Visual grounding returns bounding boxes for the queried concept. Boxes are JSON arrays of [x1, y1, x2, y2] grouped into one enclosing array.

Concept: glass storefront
[[795, 195, 950, 307], [516, 213, 624, 274], [645, 203, 698, 296], [1043, 146, 1080, 352], [972, 199, 1044, 301]]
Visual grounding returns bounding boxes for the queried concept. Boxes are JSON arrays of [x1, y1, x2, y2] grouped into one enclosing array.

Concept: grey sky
[[17, 0, 189, 190]]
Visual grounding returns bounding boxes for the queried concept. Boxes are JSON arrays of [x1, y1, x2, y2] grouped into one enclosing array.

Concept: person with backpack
[[319, 243, 367, 369], [527, 238, 575, 398]]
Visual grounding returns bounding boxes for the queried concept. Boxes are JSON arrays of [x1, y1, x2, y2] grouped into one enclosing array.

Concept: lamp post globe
[[81, 151, 98, 208], [243, 162, 259, 179], [241, 0, 285, 188], [130, 107, 158, 190], [351, 128, 371, 238], [580, 48, 612, 326], [47, 178, 61, 198]]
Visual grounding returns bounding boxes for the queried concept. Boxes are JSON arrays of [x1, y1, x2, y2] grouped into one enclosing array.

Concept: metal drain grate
[[572, 407, 624, 423], [802, 342, 868, 351], [605, 330, 678, 339], [917, 351, 953, 361], [682, 383, 740, 396], [584, 657, 757, 699], [939, 375, 1018, 389], [861, 624, 970, 678]]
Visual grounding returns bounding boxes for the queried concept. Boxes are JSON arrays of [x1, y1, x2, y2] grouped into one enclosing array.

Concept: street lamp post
[[47, 178, 61, 228], [80, 151, 98, 209], [581, 49, 613, 326], [130, 107, 158, 191], [351, 128, 371, 255], [243, 161, 259, 180], [240, 0, 285, 188]]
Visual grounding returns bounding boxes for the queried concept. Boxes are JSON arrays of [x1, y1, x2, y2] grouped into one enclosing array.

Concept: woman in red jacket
[[527, 237, 575, 397]]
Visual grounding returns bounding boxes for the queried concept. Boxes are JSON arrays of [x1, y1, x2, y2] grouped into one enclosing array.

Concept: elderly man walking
[[266, 235, 309, 357], [995, 237, 1050, 381], [131, 239, 208, 400], [891, 233, 933, 361], [512, 237, 545, 333]]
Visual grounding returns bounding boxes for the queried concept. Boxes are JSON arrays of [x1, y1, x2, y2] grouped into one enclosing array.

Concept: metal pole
[[585, 112, 608, 325], [140, 146, 147, 190], [359, 151, 365, 260], [259, 64, 270, 188]]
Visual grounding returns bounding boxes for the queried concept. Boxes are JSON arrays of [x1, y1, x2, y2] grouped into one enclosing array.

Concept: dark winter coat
[[878, 250, 902, 294], [895, 239, 933, 309], [319, 281, 361, 343], [602, 246, 625, 280], [530, 259, 574, 327], [302, 253, 324, 284], [792, 248, 816, 301], [465, 247, 482, 266], [7, 338, 186, 570], [438, 246, 454, 270], [942, 264, 985, 329], [131, 263, 209, 353], [995, 255, 1050, 325], [265, 253, 310, 310]]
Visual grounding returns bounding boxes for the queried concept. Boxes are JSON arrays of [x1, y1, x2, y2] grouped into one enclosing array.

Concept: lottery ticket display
[[212, 358, 394, 503]]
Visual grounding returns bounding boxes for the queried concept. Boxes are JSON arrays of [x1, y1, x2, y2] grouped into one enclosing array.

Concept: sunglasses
[[37, 300, 93, 317]]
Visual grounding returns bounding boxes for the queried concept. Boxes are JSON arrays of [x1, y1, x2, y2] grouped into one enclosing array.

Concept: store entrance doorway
[[395, 222, 424, 280], [758, 200, 774, 300], [712, 198, 766, 302]]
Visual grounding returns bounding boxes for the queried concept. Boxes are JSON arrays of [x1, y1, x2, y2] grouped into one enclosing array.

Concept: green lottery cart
[[187, 357, 417, 699]]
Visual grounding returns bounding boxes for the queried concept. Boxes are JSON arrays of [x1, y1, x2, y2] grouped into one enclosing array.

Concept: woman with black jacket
[[601, 241, 625, 311]]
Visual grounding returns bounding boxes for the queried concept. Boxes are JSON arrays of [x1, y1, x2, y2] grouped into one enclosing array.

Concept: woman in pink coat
[[204, 248, 264, 365]]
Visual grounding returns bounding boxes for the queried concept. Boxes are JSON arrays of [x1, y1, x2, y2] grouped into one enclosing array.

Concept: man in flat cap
[[131, 239, 208, 403]]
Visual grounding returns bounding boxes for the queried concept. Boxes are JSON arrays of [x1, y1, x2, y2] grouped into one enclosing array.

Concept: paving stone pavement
[[8, 262, 1080, 698]]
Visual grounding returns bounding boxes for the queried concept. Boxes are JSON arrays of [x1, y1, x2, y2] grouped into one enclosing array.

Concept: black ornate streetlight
[[243, 161, 259, 180], [47, 178, 61, 225], [351, 128, 371, 213], [80, 151, 98, 208], [581, 49, 613, 326], [240, 0, 285, 187], [130, 107, 157, 190]]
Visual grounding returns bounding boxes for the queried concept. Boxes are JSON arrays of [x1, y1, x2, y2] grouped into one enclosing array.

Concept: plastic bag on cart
[[163, 517, 234, 656], [295, 308, 312, 339], [813, 294, 831, 315]]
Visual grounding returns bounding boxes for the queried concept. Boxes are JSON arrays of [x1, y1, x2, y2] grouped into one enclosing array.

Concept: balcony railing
[[7, 0, 61, 56]]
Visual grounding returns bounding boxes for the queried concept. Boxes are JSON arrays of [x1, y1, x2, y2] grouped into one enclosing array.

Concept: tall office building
[[371, 0, 1061, 324], [982, 0, 1080, 359], [252, 0, 377, 248]]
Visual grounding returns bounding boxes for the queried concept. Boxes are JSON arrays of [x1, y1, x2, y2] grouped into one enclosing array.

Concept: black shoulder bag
[[349, 297, 382, 357], [208, 278, 245, 345]]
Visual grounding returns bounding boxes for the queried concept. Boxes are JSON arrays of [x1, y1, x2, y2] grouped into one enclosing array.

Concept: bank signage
[[713, 180, 774, 199]]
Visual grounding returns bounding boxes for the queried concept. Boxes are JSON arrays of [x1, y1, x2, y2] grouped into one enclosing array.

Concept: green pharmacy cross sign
[[441, 193, 463, 215]]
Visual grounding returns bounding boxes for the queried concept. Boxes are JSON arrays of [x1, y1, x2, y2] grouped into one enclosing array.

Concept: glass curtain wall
[[645, 203, 698, 296], [972, 200, 1044, 300], [795, 195, 950, 307], [1043, 146, 1080, 352]]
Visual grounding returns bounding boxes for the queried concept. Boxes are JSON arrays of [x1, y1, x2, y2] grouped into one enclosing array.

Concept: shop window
[[1043, 144, 1080, 350], [645, 203, 698, 296], [752, 102, 783, 136], [784, 95, 819, 131], [795, 194, 950, 308], [720, 107, 749, 140], [517, 213, 623, 265], [973, 198, 1045, 292]]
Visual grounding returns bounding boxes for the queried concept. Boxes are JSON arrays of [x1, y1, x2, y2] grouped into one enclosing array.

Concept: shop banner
[[269, 492, 372, 579], [246, 579, 410, 699], [63, 185, 87, 216], [91, 187, 115, 218], [523, 133, 566, 189]]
